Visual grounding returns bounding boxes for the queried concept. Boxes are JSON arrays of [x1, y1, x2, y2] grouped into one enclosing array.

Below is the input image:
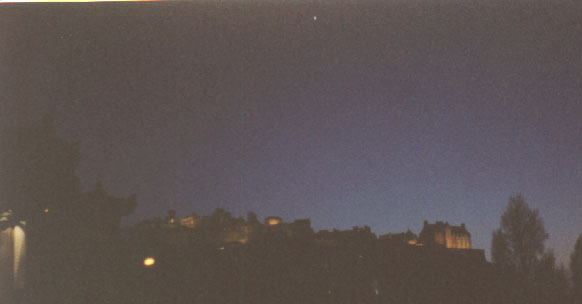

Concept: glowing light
[[180, 216, 195, 228], [313, 16, 317, 21], [267, 218, 281, 226], [44, 208, 49, 213], [13, 225, 26, 289], [143, 257, 156, 267]]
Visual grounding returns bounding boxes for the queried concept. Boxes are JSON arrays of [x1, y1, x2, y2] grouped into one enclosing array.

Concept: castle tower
[[419, 221, 471, 249]]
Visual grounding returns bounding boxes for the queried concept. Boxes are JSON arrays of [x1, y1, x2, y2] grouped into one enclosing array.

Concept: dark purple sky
[[1, 0, 581, 265]]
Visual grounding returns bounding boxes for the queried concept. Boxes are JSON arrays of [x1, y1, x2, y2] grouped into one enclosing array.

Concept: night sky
[[1, 0, 581, 266]]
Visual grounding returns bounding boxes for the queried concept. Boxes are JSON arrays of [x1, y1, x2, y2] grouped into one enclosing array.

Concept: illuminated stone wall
[[420, 221, 472, 249], [447, 232, 471, 249], [445, 225, 471, 249], [434, 232, 445, 246]]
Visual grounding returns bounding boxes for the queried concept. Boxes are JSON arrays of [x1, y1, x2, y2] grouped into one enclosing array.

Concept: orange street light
[[143, 257, 156, 267]]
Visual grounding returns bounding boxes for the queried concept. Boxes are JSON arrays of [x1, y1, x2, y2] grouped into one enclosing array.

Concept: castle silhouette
[[164, 210, 476, 251]]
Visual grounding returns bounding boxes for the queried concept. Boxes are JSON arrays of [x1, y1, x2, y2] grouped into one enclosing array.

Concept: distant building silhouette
[[179, 213, 209, 228], [165, 212, 314, 244], [419, 220, 471, 249], [379, 229, 419, 246], [127, 211, 492, 304], [279, 218, 313, 239], [156, 212, 475, 253]]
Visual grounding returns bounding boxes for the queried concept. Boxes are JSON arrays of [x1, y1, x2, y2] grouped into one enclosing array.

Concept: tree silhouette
[[0, 115, 80, 223], [1, 116, 136, 304], [491, 195, 549, 276], [571, 234, 582, 302], [530, 251, 570, 304], [0, 115, 136, 231]]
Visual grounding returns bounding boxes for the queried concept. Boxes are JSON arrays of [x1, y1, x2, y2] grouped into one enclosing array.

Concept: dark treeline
[[489, 195, 578, 304], [1, 117, 582, 304], [0, 116, 136, 304]]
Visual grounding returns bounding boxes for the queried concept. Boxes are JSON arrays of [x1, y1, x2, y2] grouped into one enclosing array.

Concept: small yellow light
[[267, 218, 281, 226], [143, 257, 156, 267], [44, 208, 49, 213]]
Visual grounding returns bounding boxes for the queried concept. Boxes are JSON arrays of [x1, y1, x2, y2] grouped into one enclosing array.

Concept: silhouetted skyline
[[1, 0, 581, 266]]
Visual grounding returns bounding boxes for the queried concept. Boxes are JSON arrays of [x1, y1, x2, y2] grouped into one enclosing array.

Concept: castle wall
[[445, 226, 454, 248], [434, 232, 445, 246], [447, 233, 471, 249], [420, 222, 472, 249]]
